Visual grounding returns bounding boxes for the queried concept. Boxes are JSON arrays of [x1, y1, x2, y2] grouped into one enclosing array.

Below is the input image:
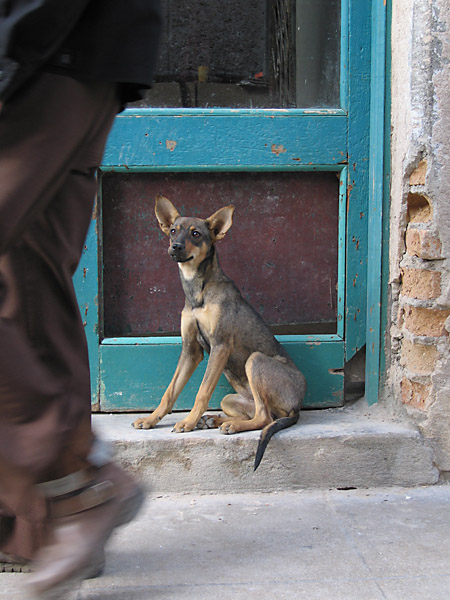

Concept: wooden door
[[74, 0, 372, 411]]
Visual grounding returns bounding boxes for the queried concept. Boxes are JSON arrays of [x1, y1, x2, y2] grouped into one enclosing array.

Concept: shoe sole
[[1, 562, 31, 573]]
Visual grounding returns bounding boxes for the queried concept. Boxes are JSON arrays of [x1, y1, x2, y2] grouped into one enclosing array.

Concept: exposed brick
[[401, 376, 432, 410], [403, 306, 450, 336], [401, 268, 441, 300], [409, 160, 427, 186], [400, 338, 439, 374], [405, 229, 442, 259], [405, 230, 420, 255], [407, 192, 432, 223]]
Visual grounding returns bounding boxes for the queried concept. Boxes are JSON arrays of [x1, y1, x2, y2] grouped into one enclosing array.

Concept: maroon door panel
[[101, 171, 339, 337]]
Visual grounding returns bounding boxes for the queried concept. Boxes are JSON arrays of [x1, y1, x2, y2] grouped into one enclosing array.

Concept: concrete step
[[92, 400, 439, 493]]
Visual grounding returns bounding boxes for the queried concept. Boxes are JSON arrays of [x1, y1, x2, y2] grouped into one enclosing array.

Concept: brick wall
[[398, 162, 449, 414], [389, 0, 450, 475]]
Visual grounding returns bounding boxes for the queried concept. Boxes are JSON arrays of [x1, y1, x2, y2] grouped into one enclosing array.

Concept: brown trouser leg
[[0, 72, 119, 551]]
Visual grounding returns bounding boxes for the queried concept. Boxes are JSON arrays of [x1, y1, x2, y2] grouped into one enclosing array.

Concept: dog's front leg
[[133, 317, 204, 429], [173, 344, 230, 433]]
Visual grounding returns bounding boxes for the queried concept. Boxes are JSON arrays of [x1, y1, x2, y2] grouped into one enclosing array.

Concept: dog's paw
[[172, 420, 196, 433], [132, 417, 156, 430], [219, 422, 238, 435], [197, 415, 220, 429]]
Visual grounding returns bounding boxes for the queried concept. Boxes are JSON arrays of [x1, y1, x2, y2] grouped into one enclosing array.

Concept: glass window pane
[[129, 0, 341, 109], [295, 0, 341, 107]]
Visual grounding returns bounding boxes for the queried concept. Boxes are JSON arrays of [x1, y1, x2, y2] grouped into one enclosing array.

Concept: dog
[[132, 195, 306, 469]]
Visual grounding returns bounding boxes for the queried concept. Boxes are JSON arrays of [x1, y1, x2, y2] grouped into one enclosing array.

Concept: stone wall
[[387, 0, 450, 474]]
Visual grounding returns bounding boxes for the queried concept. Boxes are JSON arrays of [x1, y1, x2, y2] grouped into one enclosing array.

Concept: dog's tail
[[254, 408, 300, 471]]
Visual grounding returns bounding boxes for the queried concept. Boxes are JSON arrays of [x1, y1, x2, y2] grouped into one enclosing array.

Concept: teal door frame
[[74, 0, 387, 411], [366, 0, 390, 405]]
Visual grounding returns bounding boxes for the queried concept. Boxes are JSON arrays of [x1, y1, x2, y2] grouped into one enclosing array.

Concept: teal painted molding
[[379, 0, 392, 386], [345, 0, 372, 359], [73, 210, 100, 406], [366, 0, 388, 405], [100, 340, 345, 412], [340, 0, 350, 111], [102, 333, 343, 345], [337, 168, 348, 338], [102, 111, 347, 171]]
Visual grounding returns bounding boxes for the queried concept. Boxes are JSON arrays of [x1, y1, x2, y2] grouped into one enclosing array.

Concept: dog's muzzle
[[169, 244, 193, 263]]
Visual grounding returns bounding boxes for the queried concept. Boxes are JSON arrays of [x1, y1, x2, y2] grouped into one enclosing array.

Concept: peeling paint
[[352, 235, 360, 250], [271, 144, 286, 156], [329, 368, 344, 376], [166, 140, 177, 152]]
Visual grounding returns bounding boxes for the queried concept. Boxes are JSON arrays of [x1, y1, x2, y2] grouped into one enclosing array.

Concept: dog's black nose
[[171, 242, 184, 252]]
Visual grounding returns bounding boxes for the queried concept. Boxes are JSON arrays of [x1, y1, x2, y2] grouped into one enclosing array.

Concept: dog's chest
[[192, 303, 221, 347]]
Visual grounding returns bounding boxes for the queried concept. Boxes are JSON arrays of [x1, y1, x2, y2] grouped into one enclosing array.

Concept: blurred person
[[0, 1, 161, 597]]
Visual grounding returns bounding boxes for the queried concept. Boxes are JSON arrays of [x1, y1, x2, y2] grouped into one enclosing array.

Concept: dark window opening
[[129, 0, 341, 109]]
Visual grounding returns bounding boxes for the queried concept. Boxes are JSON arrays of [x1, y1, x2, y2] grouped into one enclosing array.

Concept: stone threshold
[[92, 400, 439, 494]]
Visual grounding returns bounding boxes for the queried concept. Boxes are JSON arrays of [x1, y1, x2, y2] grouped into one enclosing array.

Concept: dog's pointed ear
[[206, 205, 234, 241], [155, 195, 180, 236]]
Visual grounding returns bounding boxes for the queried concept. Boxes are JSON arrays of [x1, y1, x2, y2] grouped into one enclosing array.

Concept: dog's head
[[155, 195, 234, 270]]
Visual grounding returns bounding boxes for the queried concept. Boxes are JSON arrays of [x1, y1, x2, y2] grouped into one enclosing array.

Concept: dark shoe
[[25, 463, 145, 600]]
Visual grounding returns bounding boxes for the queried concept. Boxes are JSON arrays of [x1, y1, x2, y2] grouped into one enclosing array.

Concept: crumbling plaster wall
[[387, 0, 450, 474]]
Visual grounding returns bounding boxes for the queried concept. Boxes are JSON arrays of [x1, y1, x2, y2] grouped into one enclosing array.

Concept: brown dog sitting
[[133, 195, 306, 469]]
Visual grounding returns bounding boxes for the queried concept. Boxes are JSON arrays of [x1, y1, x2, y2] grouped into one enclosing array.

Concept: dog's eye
[[170, 228, 176, 235], [192, 230, 201, 238]]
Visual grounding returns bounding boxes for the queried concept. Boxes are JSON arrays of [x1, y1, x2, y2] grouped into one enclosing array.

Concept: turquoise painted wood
[[337, 167, 348, 339], [379, 0, 392, 390], [99, 338, 344, 411], [73, 0, 380, 412], [366, 0, 388, 404], [73, 208, 100, 407], [102, 111, 347, 172], [345, 0, 372, 359]]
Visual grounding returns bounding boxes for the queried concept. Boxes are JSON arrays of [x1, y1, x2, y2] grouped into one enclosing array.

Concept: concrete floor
[[2, 484, 450, 600]]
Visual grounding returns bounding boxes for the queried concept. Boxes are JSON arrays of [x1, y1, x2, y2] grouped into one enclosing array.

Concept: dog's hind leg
[[219, 352, 302, 436], [197, 393, 255, 429], [222, 352, 304, 468], [219, 353, 275, 435]]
